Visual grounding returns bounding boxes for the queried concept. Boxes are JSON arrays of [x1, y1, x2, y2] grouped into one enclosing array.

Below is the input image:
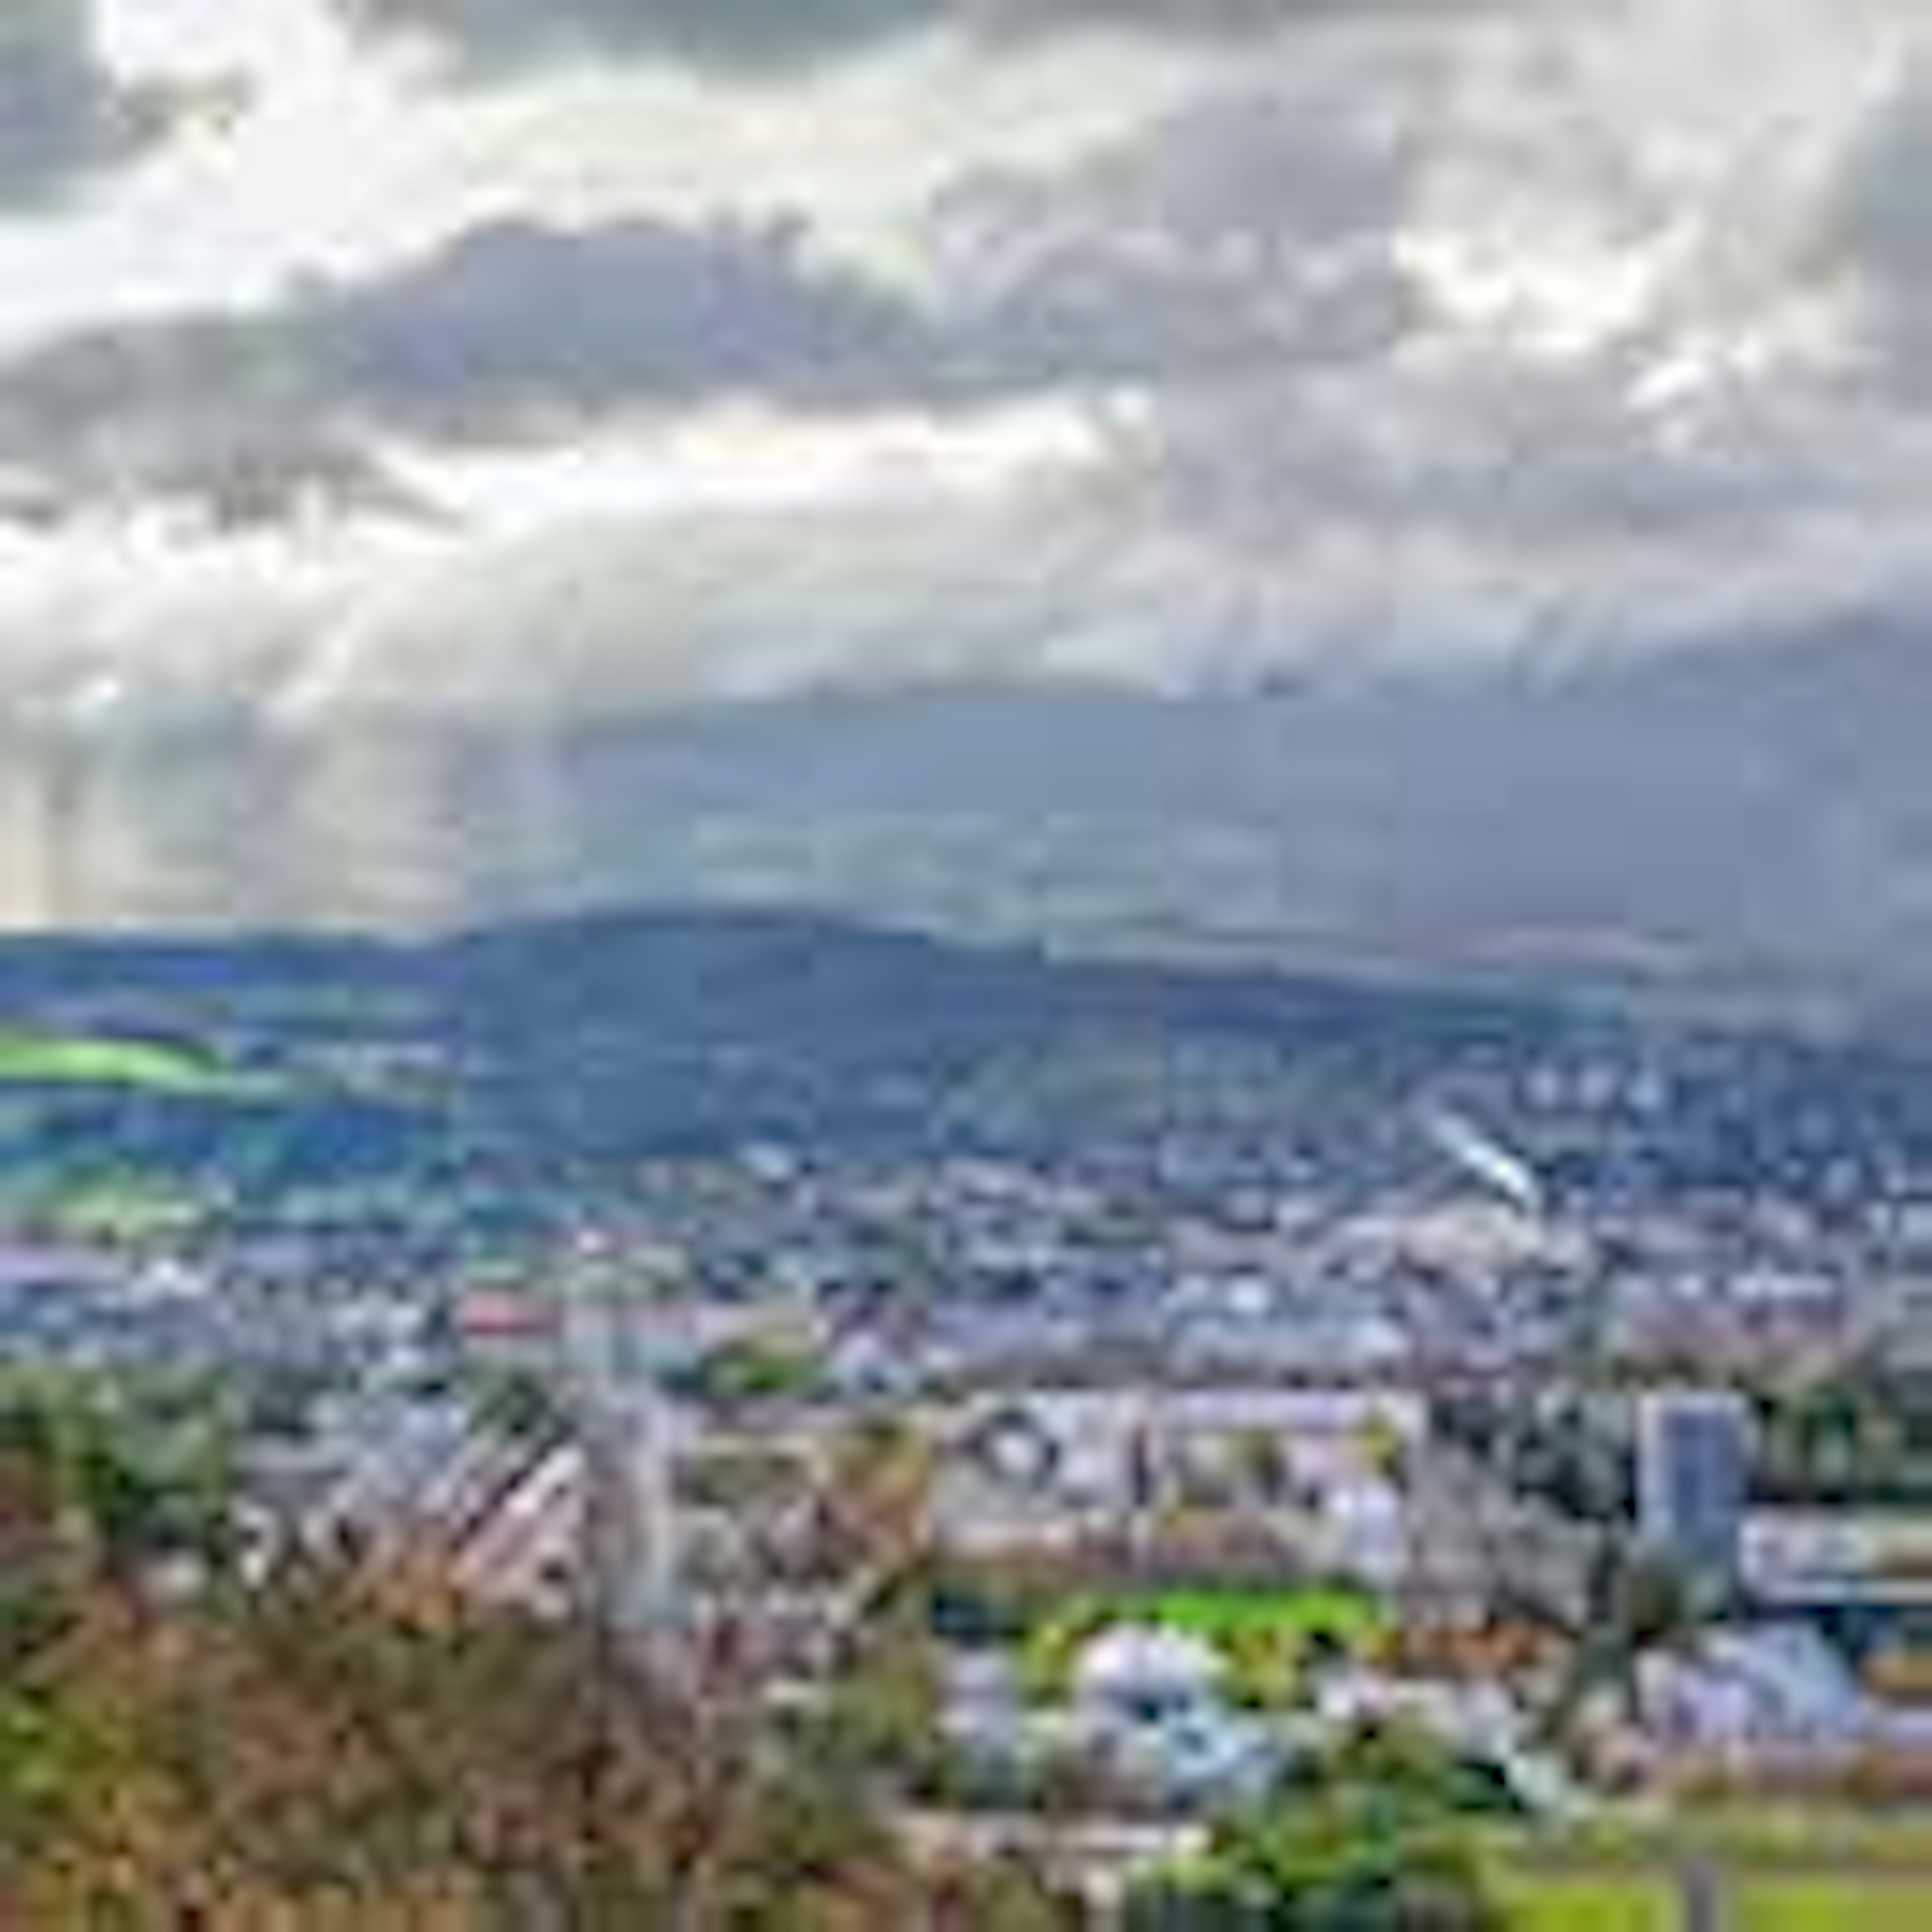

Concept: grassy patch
[[1492, 1873, 1680, 1931], [1491, 1821, 1932, 1932], [1571, 1806, 1932, 1869], [38, 1177, 208, 1244], [1735, 1878, 1932, 1930], [0, 1032, 271, 1099], [1126, 1584, 1390, 1644], [1022, 1583, 1391, 1705]]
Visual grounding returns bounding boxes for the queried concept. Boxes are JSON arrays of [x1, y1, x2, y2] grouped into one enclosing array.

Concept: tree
[[1126, 1731, 1506, 1932], [0, 1543, 1076, 1926], [0, 1374, 1080, 1923], [1545, 1536, 1701, 1747], [822, 1415, 935, 1582]]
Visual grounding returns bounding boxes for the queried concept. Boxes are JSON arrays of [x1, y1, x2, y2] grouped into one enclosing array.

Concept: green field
[[1022, 1582, 1392, 1704], [1493, 1873, 1678, 1931], [1087, 1584, 1391, 1644], [38, 1177, 210, 1243], [1734, 1878, 1932, 1929], [1564, 1807, 1932, 1870], [1490, 1860, 1932, 1930], [0, 1032, 271, 1099]]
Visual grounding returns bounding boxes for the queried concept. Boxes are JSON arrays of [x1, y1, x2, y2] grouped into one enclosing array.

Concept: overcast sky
[[0, 0, 1928, 732]]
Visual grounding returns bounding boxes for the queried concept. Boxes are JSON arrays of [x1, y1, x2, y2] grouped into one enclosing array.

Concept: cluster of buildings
[[8, 1040, 1932, 1847]]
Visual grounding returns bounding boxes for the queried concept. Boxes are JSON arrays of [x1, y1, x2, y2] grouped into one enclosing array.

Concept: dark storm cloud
[[0, 0, 183, 207], [335, 0, 1508, 77]]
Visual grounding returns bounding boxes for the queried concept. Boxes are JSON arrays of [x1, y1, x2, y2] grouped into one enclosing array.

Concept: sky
[[0, 0, 1929, 741]]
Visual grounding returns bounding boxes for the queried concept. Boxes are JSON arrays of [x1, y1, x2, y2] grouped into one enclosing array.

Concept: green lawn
[[1020, 1582, 1392, 1703], [1094, 1584, 1390, 1644], [1569, 1806, 1932, 1870], [1490, 1861, 1932, 1931], [40, 1177, 209, 1243], [0, 1032, 270, 1099], [1493, 1874, 1678, 1931], [1735, 1878, 1932, 1930]]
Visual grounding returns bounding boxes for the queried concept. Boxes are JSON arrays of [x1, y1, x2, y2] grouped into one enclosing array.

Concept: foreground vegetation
[[0, 1378, 1077, 1927], [10, 1375, 1932, 1926]]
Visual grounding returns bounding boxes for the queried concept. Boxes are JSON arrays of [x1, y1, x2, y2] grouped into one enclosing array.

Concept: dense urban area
[[6, 908, 1932, 1924]]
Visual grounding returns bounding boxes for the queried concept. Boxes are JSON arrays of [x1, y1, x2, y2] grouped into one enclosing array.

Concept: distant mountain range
[[0, 905, 1928, 1210], [4, 620, 1931, 1020]]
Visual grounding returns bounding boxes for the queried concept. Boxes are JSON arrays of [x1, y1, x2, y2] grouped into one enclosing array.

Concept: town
[[4, 912, 1932, 1921]]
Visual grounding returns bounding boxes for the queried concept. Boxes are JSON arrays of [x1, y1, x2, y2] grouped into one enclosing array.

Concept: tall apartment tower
[[1637, 1389, 1753, 1589]]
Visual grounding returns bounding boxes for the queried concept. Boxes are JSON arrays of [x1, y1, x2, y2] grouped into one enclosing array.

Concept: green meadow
[[0, 1032, 272, 1100]]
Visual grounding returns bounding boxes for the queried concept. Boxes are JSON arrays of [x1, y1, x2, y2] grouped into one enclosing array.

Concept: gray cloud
[[0, 0, 182, 207], [0, 11, 1908, 715], [0, 215, 946, 517], [929, 79, 1423, 384], [311, 216, 944, 424], [1818, 60, 1932, 395], [0, 83, 1422, 523], [336, 0, 1509, 78]]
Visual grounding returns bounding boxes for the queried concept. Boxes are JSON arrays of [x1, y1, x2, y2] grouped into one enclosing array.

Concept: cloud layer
[[336, 0, 1503, 76], [0, 215, 943, 518], [0, 0, 1929, 945], [0, 70, 1418, 521], [0, 0, 183, 206]]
